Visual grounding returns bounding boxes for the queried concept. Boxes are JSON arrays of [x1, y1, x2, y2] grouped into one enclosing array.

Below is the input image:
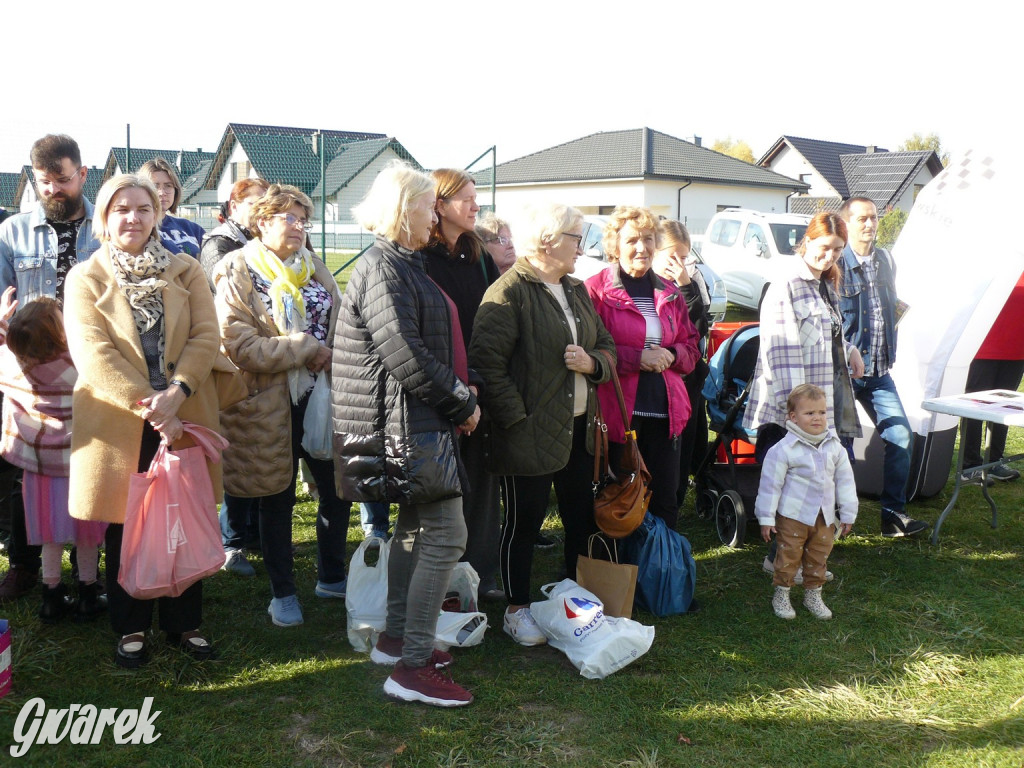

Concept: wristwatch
[[171, 379, 192, 398]]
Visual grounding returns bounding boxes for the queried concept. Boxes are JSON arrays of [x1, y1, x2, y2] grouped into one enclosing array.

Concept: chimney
[[865, 145, 877, 153], [688, 135, 702, 147]]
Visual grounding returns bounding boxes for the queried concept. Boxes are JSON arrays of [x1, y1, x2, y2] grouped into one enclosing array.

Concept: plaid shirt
[[754, 426, 858, 528], [744, 262, 844, 432], [0, 348, 76, 476], [857, 255, 889, 377]]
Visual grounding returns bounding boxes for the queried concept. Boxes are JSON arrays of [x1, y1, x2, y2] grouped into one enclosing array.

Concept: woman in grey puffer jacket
[[332, 162, 479, 708]]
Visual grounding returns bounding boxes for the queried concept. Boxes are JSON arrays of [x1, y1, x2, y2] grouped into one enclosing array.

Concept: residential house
[[472, 127, 809, 234], [102, 146, 218, 222], [758, 135, 944, 215], [0, 171, 22, 215], [201, 123, 420, 248]]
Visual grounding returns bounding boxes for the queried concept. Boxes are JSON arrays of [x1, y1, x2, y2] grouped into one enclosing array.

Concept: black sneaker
[[881, 511, 929, 538], [988, 464, 1020, 482], [534, 533, 556, 549]]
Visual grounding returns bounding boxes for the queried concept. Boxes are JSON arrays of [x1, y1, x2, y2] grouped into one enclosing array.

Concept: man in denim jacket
[[0, 134, 100, 601], [837, 197, 928, 538]]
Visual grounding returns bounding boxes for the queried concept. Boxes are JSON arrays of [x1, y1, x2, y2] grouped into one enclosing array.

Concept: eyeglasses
[[270, 212, 313, 232], [35, 167, 82, 188], [486, 236, 513, 246], [562, 232, 583, 248]]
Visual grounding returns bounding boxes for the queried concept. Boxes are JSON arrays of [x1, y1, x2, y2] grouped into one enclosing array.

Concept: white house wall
[[764, 145, 836, 197], [479, 179, 796, 237], [891, 165, 939, 212], [214, 141, 258, 201], [329, 147, 404, 224]]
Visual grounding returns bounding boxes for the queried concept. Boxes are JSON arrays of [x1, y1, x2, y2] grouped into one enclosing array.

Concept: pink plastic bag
[[119, 423, 229, 600]]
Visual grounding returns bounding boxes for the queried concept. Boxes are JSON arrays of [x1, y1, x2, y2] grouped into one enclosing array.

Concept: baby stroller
[[693, 323, 761, 547]]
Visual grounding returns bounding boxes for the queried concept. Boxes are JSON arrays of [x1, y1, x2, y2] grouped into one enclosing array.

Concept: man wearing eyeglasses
[[0, 134, 101, 602]]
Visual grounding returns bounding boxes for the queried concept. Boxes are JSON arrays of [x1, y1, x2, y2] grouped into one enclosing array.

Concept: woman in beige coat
[[212, 184, 347, 628], [65, 174, 221, 668]]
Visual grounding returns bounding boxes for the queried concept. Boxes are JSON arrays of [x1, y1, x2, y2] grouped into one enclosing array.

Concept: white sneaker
[[503, 607, 547, 646], [772, 586, 796, 620], [803, 587, 833, 620]]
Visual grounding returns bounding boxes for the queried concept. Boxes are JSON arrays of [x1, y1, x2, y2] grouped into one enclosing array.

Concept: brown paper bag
[[576, 535, 637, 619]]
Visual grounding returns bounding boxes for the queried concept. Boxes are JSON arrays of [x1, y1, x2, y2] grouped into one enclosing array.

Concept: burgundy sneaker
[[383, 661, 473, 707], [370, 633, 452, 667], [0, 567, 38, 602]]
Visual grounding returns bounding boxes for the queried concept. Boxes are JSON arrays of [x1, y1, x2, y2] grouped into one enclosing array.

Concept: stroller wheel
[[696, 488, 718, 521], [715, 490, 747, 548]]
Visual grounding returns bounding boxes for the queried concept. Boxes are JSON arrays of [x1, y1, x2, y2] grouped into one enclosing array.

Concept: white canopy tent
[[853, 147, 1024, 497]]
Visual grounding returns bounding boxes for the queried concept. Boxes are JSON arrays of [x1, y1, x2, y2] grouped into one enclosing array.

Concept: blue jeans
[[386, 496, 467, 666], [360, 502, 391, 535], [852, 373, 912, 513]]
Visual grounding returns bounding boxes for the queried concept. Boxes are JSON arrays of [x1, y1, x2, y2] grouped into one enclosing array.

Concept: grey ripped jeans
[[386, 496, 467, 666]]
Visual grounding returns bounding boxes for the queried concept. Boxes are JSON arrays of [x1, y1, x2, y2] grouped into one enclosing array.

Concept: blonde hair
[[92, 174, 163, 243], [352, 161, 435, 244], [518, 203, 583, 256], [602, 206, 660, 262]]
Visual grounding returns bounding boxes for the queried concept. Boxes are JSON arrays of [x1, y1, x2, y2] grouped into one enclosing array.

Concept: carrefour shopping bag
[[529, 580, 654, 679]]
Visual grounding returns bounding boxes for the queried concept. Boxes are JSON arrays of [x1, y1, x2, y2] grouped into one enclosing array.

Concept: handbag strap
[[180, 422, 230, 462], [597, 349, 636, 439], [592, 394, 610, 487]]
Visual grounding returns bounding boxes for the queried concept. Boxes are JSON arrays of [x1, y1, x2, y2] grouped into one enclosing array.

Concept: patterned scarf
[[243, 239, 314, 334], [109, 237, 168, 333]]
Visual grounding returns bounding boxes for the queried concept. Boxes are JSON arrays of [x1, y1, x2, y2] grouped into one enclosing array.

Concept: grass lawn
[[1, 296, 1021, 766]]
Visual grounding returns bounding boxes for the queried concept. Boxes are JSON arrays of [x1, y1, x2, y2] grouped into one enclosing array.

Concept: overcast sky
[[2, 1, 1012, 177]]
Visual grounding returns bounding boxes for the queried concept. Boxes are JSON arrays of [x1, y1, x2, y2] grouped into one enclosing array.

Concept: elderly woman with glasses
[[585, 206, 700, 531], [212, 183, 349, 628], [475, 212, 517, 274], [469, 203, 615, 647]]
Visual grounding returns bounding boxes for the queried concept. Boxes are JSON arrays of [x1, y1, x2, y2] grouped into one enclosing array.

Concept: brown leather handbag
[[592, 350, 652, 538]]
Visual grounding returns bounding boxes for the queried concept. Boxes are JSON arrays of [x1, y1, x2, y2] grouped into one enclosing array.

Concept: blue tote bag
[[621, 512, 697, 616]]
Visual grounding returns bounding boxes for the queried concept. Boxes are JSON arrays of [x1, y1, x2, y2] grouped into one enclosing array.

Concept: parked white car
[[698, 208, 810, 310], [572, 216, 727, 322]]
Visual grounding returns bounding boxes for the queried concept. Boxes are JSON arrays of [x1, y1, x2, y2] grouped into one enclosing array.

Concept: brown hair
[[230, 178, 269, 203], [787, 383, 826, 413], [839, 196, 876, 220], [6, 298, 67, 363], [138, 157, 183, 213], [30, 134, 81, 174], [797, 212, 848, 291], [428, 168, 483, 263], [249, 184, 313, 238]]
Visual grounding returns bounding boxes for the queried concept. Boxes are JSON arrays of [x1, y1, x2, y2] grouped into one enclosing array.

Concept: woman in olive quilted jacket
[[469, 203, 615, 648]]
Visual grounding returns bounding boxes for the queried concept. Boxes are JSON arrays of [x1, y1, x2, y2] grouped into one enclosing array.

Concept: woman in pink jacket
[[585, 206, 700, 529]]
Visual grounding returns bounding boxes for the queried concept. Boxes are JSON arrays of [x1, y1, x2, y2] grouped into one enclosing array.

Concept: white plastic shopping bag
[[434, 611, 488, 651], [345, 535, 390, 652], [530, 579, 655, 680], [444, 562, 480, 612], [301, 373, 333, 460]]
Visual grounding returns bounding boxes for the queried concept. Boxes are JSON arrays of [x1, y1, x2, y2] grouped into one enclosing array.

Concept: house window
[[230, 161, 252, 183], [716, 204, 739, 212], [800, 173, 812, 184], [598, 205, 616, 215], [913, 184, 924, 201]]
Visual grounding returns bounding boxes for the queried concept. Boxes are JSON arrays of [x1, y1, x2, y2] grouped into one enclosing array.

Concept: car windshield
[[770, 223, 808, 255]]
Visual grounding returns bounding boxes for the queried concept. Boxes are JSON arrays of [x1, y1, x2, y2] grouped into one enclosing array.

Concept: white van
[[699, 209, 810, 310]]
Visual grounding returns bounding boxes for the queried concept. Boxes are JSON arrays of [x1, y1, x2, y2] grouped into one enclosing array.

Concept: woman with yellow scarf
[[212, 184, 348, 628]]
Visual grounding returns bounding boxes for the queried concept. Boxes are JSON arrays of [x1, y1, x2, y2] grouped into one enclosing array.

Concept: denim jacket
[[0, 200, 100, 303], [836, 244, 898, 373]]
